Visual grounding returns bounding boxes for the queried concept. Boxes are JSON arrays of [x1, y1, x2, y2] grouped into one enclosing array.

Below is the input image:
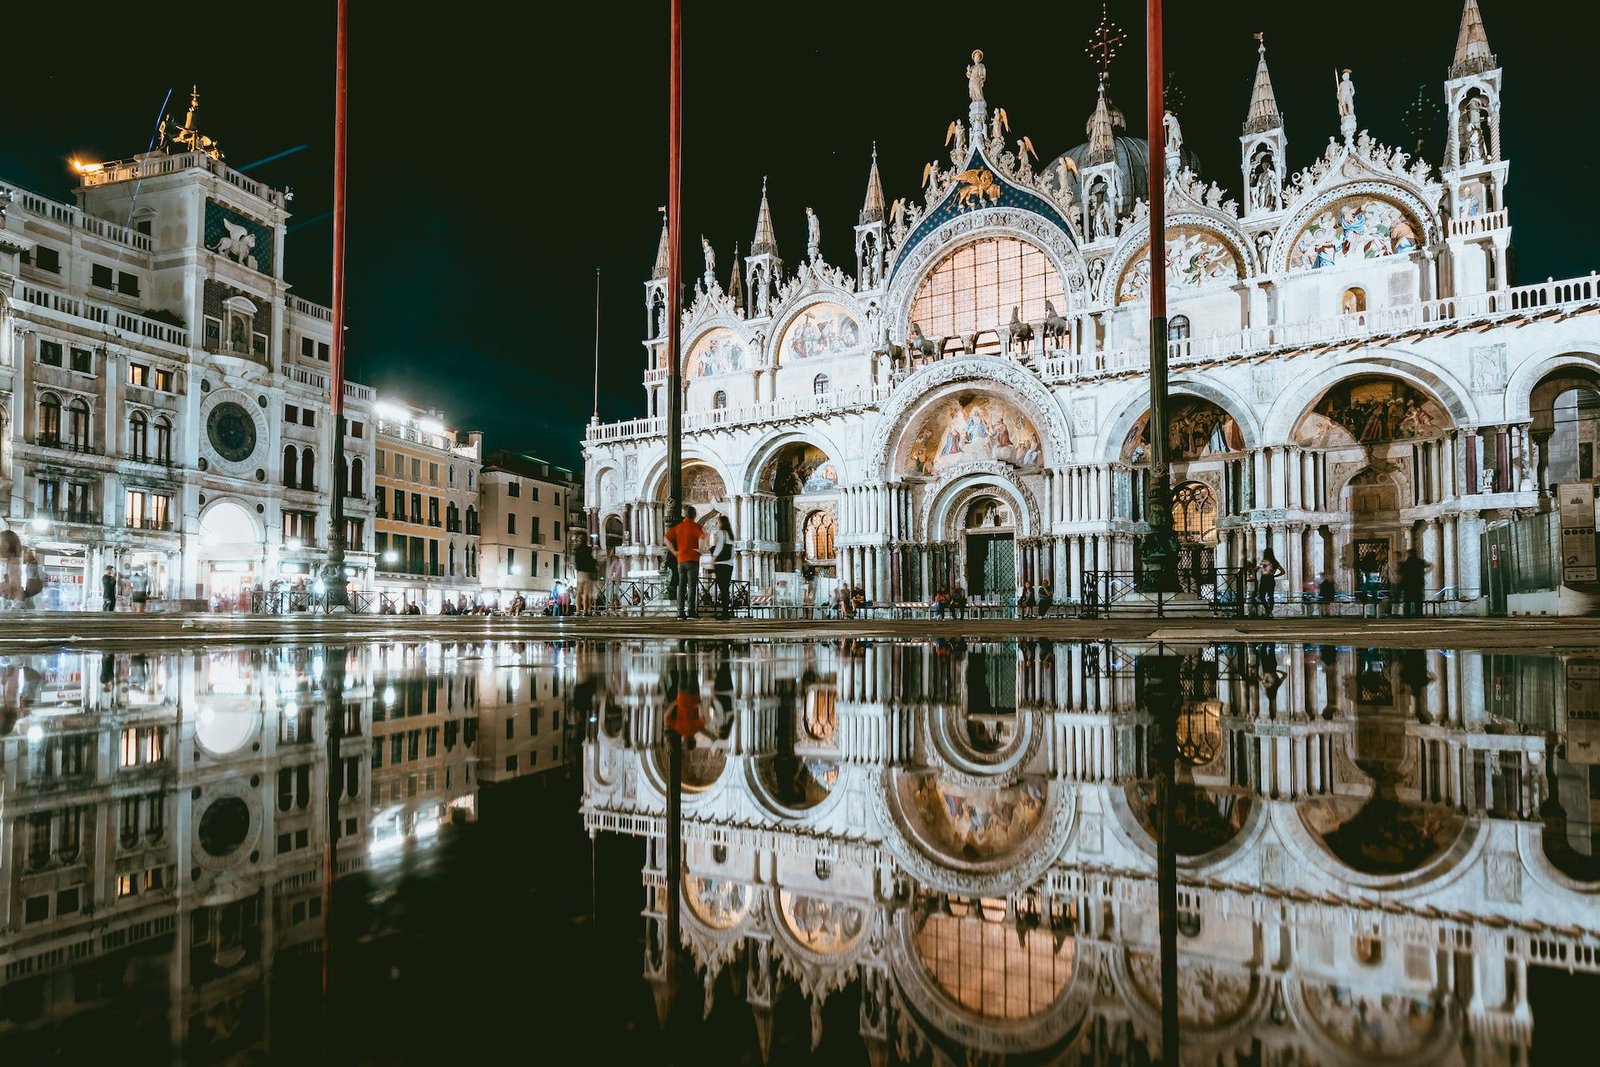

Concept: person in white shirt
[[709, 515, 735, 619]]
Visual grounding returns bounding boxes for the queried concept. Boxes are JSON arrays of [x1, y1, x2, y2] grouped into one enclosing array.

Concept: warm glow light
[[30, 516, 50, 533], [374, 401, 407, 422], [417, 418, 445, 435], [382, 550, 399, 563], [26, 724, 44, 744], [71, 158, 103, 174]]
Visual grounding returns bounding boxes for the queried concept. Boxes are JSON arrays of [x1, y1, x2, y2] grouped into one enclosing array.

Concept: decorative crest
[[162, 85, 224, 160]]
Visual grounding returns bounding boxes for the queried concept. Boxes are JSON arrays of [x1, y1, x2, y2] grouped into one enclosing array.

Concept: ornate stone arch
[[640, 448, 737, 507], [884, 208, 1087, 341], [1096, 377, 1265, 465], [867, 357, 1072, 479], [1269, 178, 1438, 275], [679, 317, 755, 379], [1503, 343, 1600, 423], [1260, 349, 1476, 444], [742, 428, 852, 496], [924, 470, 1042, 542], [1101, 210, 1258, 307], [767, 290, 869, 367]]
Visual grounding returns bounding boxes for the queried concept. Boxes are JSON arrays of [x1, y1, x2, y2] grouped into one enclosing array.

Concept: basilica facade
[[584, 2, 1600, 612]]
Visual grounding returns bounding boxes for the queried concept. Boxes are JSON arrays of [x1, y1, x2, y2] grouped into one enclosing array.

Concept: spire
[[751, 177, 778, 258], [652, 208, 669, 279], [727, 242, 744, 308], [1450, 0, 1497, 78], [1086, 81, 1118, 166], [859, 143, 885, 225], [1243, 33, 1283, 134]]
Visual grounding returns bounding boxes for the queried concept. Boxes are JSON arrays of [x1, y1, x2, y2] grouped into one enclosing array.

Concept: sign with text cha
[[1558, 482, 1598, 583]]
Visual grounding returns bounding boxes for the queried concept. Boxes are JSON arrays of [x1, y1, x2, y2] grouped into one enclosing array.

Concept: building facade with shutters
[[584, 3, 1600, 614], [0, 94, 376, 609], [372, 398, 482, 611], [477, 449, 579, 606]]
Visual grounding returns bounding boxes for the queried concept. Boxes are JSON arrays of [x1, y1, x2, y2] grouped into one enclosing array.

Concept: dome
[[1045, 137, 1202, 219]]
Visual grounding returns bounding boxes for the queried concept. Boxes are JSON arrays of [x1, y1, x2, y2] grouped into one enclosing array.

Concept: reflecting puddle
[[1, 639, 1597, 1064]]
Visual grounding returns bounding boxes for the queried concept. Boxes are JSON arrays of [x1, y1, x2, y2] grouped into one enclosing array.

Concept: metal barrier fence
[[250, 590, 377, 615], [605, 575, 751, 616], [1080, 567, 1251, 619]]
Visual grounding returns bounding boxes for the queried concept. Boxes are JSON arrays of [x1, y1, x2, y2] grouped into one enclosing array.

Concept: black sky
[[5, 1, 1590, 470]]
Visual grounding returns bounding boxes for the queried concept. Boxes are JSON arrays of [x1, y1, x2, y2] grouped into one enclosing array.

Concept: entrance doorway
[[1172, 481, 1218, 593], [1355, 538, 1391, 602], [963, 497, 1015, 600]]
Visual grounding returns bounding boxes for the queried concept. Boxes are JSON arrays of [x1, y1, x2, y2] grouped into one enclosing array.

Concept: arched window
[[283, 444, 299, 488], [1171, 482, 1217, 543], [350, 457, 364, 497], [465, 505, 478, 535], [1341, 287, 1367, 315], [67, 398, 90, 450], [712, 390, 727, 410], [301, 447, 316, 492], [1167, 314, 1191, 341], [908, 236, 1067, 342], [803, 510, 837, 561], [154, 417, 173, 464], [38, 393, 61, 444], [812, 374, 831, 396], [129, 410, 149, 461]]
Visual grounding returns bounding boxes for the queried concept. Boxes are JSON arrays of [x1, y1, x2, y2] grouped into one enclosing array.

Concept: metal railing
[[1080, 567, 1251, 619], [250, 590, 376, 615], [601, 575, 752, 616]]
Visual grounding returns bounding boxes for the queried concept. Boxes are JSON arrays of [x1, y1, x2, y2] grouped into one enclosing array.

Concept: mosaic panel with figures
[[777, 303, 862, 363], [1121, 398, 1245, 463], [759, 444, 839, 495], [686, 328, 748, 378], [901, 393, 1044, 477], [1294, 377, 1448, 447], [1116, 226, 1242, 304], [1290, 195, 1421, 271]]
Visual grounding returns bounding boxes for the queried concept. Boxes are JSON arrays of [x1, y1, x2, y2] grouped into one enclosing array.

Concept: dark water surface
[[1, 638, 1597, 1065]]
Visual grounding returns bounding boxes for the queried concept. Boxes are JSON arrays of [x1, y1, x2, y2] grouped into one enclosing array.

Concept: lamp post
[[324, 0, 351, 611], [1140, 0, 1179, 601]]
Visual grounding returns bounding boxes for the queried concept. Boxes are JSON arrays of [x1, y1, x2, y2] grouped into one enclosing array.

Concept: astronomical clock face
[[206, 401, 257, 462]]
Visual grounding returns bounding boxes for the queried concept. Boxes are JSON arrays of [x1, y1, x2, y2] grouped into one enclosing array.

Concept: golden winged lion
[[953, 168, 1002, 209]]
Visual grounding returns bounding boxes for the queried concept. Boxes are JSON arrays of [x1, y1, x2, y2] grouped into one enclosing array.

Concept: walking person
[[1398, 548, 1429, 618], [130, 568, 149, 613], [101, 566, 117, 612], [665, 507, 704, 620], [710, 515, 735, 619], [1254, 550, 1285, 617], [605, 551, 625, 613]]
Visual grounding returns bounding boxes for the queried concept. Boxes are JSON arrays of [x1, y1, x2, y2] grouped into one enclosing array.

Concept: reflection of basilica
[[588, 3, 1600, 612], [583, 639, 1600, 1064], [0, 640, 578, 1059]]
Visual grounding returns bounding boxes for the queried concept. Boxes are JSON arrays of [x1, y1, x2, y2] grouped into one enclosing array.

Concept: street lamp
[[30, 516, 50, 534], [382, 549, 398, 564]]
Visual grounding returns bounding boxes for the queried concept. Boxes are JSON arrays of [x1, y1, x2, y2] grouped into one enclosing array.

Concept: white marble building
[[0, 93, 376, 609], [584, 2, 1600, 613]]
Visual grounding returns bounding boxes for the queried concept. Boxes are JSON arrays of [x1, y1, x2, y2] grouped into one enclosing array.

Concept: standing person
[[950, 584, 968, 620], [665, 507, 704, 620], [1318, 572, 1337, 617], [1398, 548, 1429, 618], [573, 534, 598, 615], [0, 531, 21, 609], [1254, 550, 1285, 617], [606, 550, 625, 613], [130, 568, 149, 613], [1037, 583, 1054, 618], [101, 566, 117, 612], [1018, 582, 1036, 619], [710, 515, 735, 620]]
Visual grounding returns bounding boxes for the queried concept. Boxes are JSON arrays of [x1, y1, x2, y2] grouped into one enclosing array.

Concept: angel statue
[[1162, 110, 1183, 175], [967, 49, 986, 103], [700, 235, 716, 289], [805, 207, 821, 262]]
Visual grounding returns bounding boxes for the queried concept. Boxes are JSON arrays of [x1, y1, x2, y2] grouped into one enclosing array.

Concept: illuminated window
[[803, 510, 836, 561], [1172, 482, 1217, 543], [908, 237, 1066, 345], [1167, 314, 1191, 341]]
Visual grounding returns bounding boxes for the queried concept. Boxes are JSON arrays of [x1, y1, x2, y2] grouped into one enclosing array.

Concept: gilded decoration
[[897, 772, 1046, 864], [686, 327, 748, 377], [1115, 226, 1243, 304], [1289, 195, 1421, 271], [1122, 398, 1245, 463], [778, 892, 866, 954], [777, 302, 862, 363], [1294, 378, 1448, 447], [759, 443, 838, 495], [902, 393, 1044, 477]]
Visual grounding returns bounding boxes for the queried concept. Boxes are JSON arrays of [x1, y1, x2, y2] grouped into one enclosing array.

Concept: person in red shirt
[[664, 506, 704, 619]]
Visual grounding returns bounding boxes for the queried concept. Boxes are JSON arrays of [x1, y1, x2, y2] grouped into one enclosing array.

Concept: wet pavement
[[1, 636, 1597, 1064]]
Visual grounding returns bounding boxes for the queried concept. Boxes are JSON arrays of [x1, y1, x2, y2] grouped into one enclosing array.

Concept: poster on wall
[[1558, 482, 1597, 583], [1565, 660, 1600, 765]]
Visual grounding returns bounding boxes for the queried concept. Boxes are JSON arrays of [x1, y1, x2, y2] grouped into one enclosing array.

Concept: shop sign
[[1559, 482, 1597, 583]]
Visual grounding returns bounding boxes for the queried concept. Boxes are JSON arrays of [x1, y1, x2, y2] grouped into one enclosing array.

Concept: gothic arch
[[768, 292, 869, 367], [742, 429, 852, 496], [884, 209, 1087, 341], [640, 449, 737, 508], [868, 358, 1072, 479], [1261, 350, 1475, 444], [1096, 377, 1264, 465]]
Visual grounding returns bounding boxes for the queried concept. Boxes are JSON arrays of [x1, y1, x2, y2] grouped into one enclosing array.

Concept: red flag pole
[[326, 0, 350, 611]]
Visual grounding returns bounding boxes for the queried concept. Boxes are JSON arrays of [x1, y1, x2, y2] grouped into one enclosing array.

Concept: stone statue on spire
[[805, 207, 821, 263], [1336, 68, 1357, 141], [700, 235, 716, 290], [966, 50, 986, 103]]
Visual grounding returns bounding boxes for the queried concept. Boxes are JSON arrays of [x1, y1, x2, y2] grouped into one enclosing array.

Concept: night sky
[[5, 1, 1591, 470]]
